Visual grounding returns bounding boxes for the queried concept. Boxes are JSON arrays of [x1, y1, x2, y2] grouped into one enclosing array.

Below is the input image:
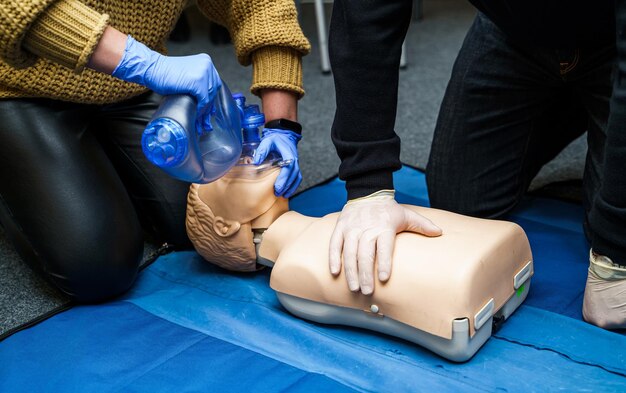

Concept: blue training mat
[[1, 167, 625, 392]]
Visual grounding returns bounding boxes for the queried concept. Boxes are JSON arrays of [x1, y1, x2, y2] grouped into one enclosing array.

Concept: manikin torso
[[186, 165, 533, 361]]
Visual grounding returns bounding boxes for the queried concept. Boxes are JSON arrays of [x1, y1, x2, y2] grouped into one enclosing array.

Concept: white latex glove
[[329, 190, 442, 295], [582, 249, 626, 329]]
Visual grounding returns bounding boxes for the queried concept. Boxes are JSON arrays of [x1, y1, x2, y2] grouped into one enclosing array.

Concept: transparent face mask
[[227, 149, 292, 179]]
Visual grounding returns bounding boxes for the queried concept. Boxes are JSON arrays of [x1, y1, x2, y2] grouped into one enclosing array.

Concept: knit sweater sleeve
[[0, 0, 109, 72], [197, 0, 311, 98]]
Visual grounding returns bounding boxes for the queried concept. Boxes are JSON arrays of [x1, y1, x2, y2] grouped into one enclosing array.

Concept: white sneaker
[[582, 249, 626, 329]]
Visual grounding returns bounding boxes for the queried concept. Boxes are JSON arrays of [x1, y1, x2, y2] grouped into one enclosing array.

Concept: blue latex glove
[[253, 128, 302, 198], [112, 35, 221, 131]]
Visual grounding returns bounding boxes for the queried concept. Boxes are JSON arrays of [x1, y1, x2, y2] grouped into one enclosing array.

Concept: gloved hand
[[112, 35, 222, 131], [253, 128, 302, 198], [329, 190, 442, 295], [582, 249, 626, 329]]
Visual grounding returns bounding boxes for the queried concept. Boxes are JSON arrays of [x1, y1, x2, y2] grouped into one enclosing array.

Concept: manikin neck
[[250, 197, 289, 229], [256, 211, 317, 268]]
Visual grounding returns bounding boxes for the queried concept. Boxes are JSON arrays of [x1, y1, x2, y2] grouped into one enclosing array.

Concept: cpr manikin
[[186, 163, 534, 362]]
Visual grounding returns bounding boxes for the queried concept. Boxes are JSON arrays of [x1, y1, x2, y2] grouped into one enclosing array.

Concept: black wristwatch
[[264, 118, 302, 135]]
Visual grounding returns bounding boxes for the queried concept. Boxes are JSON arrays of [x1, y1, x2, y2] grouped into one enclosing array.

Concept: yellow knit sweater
[[0, 0, 311, 104]]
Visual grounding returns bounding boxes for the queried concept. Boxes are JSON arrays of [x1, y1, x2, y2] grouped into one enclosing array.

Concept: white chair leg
[[400, 41, 407, 69], [314, 0, 331, 73]]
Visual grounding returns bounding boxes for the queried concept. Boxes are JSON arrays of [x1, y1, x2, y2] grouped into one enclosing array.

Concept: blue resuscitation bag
[[141, 83, 265, 184]]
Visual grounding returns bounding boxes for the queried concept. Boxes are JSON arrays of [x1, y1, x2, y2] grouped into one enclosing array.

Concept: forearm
[[329, 0, 412, 199], [87, 26, 126, 74], [260, 89, 298, 122]]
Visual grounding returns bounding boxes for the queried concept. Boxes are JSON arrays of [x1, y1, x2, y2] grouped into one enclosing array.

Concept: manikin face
[[197, 165, 284, 226], [186, 165, 288, 272]]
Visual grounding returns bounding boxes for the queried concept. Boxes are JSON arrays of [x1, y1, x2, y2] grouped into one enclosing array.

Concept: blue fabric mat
[[1, 167, 625, 392]]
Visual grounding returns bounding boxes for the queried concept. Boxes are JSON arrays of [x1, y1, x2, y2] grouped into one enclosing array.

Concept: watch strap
[[264, 118, 302, 135]]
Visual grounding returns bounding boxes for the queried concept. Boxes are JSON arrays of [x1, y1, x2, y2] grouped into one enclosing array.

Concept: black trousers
[[427, 12, 616, 245], [0, 92, 191, 302], [588, 1, 626, 264]]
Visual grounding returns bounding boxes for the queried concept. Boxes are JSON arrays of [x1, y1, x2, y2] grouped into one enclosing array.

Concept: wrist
[[262, 128, 302, 145], [111, 35, 161, 85], [345, 169, 395, 200], [260, 89, 298, 122], [88, 26, 127, 74], [347, 190, 395, 204], [264, 118, 302, 136]]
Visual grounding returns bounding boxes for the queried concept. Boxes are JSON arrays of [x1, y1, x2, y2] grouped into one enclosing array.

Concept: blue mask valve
[[142, 118, 188, 168]]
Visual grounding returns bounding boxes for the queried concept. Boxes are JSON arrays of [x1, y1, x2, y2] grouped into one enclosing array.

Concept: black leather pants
[[0, 92, 190, 302]]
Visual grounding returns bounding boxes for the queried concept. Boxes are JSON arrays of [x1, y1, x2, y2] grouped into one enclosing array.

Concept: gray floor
[[0, 0, 587, 336]]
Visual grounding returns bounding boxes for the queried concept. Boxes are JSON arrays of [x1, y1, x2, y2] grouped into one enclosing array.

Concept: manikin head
[[186, 164, 289, 271]]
